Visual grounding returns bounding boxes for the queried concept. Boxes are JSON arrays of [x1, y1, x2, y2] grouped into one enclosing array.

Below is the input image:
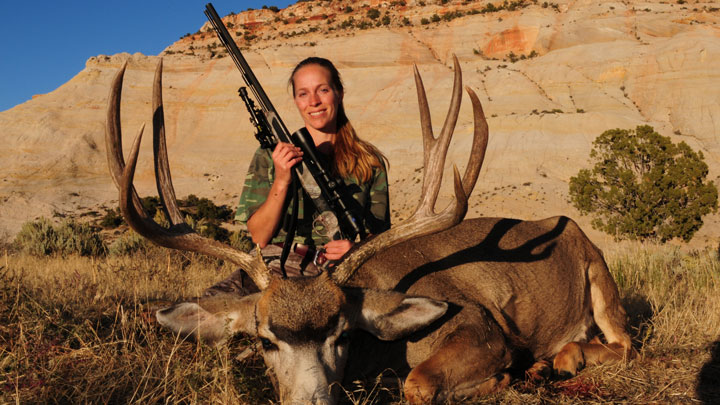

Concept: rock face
[[1, 0, 719, 247]]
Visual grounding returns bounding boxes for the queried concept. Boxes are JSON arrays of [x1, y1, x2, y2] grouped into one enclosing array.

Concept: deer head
[[106, 55, 488, 404]]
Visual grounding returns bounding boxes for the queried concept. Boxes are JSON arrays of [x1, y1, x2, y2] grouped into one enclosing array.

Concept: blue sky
[[0, 1, 295, 112]]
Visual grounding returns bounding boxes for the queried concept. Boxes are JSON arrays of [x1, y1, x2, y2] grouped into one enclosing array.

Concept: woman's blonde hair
[[290, 57, 387, 183]]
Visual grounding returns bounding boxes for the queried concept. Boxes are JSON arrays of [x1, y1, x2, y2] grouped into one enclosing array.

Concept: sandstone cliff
[[1, 0, 719, 247]]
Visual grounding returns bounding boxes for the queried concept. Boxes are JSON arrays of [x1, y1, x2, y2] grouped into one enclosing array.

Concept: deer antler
[[105, 59, 271, 290], [332, 55, 489, 285]]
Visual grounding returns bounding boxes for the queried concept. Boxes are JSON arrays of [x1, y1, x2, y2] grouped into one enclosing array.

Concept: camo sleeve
[[235, 147, 274, 224], [364, 161, 391, 235]]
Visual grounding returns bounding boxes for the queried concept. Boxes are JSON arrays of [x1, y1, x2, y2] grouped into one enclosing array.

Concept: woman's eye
[[260, 337, 276, 350]]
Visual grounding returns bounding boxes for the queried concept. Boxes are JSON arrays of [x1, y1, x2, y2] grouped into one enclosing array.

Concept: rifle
[[204, 3, 364, 246]]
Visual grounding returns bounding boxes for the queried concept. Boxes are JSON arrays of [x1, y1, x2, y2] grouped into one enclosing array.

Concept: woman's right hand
[[248, 142, 303, 247], [272, 142, 303, 185]]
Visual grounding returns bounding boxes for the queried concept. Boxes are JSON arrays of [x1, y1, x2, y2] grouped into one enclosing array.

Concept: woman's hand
[[323, 239, 353, 261], [247, 142, 302, 247], [272, 142, 303, 185]]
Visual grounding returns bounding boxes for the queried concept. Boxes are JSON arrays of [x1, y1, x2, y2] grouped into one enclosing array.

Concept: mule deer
[[106, 56, 632, 404]]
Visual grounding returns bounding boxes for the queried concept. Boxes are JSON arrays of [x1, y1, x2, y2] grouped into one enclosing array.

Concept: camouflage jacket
[[235, 147, 391, 246]]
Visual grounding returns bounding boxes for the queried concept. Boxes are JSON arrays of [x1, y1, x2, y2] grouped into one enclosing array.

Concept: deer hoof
[[553, 342, 585, 378], [526, 359, 552, 382]]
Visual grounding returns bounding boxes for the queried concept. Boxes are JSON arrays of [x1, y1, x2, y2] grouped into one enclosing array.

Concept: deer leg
[[553, 336, 627, 378], [551, 256, 635, 378], [588, 252, 634, 352], [526, 359, 552, 382], [404, 325, 511, 404]]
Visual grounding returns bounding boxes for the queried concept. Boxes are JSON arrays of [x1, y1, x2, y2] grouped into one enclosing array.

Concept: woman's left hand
[[323, 239, 353, 261]]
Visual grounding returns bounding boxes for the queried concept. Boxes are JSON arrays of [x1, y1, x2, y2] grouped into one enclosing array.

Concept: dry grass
[[1, 244, 719, 404], [0, 248, 274, 404]]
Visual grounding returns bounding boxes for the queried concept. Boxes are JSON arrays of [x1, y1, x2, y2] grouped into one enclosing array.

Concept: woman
[[206, 57, 390, 294]]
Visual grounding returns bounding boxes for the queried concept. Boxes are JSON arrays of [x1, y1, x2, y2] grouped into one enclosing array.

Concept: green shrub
[[108, 231, 149, 256], [153, 210, 170, 228], [141, 196, 161, 217], [181, 194, 233, 222], [483, 2, 498, 12], [340, 17, 355, 29], [230, 230, 254, 253], [367, 8, 380, 20], [14, 218, 106, 257], [100, 208, 124, 229], [197, 221, 230, 242], [569, 125, 718, 242], [14, 218, 56, 256], [54, 220, 106, 257], [358, 20, 373, 29], [14, 196, 241, 257]]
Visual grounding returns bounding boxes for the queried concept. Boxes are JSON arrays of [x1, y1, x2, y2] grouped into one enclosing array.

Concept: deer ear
[[156, 293, 260, 346], [352, 289, 448, 341]]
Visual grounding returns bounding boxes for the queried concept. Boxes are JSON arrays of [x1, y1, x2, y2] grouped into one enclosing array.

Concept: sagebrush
[[14, 217, 105, 257]]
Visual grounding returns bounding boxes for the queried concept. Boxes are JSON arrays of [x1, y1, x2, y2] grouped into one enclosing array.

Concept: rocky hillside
[[1, 0, 719, 248]]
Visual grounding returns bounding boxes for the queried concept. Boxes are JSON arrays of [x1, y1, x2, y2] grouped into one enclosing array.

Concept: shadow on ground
[[621, 293, 654, 350], [697, 339, 720, 404]]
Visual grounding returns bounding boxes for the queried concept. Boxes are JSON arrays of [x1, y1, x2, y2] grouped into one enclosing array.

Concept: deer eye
[[260, 337, 276, 351], [336, 331, 351, 346]]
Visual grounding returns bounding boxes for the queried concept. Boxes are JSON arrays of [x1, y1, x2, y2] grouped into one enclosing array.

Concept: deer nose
[[282, 392, 332, 405], [310, 397, 332, 405]]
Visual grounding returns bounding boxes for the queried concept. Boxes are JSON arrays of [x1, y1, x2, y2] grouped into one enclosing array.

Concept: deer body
[[342, 215, 629, 402], [107, 56, 631, 404], [353, 215, 619, 359]]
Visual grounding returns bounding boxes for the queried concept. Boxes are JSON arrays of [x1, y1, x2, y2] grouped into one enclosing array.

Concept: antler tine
[[106, 61, 152, 221], [106, 60, 271, 290], [152, 59, 185, 226], [413, 64, 433, 187], [414, 55, 463, 216], [460, 86, 489, 197], [106, 61, 126, 189], [332, 55, 489, 285]]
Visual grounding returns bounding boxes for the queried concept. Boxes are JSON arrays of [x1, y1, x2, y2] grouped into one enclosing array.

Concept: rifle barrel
[[204, 3, 274, 115]]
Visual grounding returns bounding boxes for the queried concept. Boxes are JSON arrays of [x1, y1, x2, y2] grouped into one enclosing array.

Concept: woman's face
[[292, 64, 342, 135]]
